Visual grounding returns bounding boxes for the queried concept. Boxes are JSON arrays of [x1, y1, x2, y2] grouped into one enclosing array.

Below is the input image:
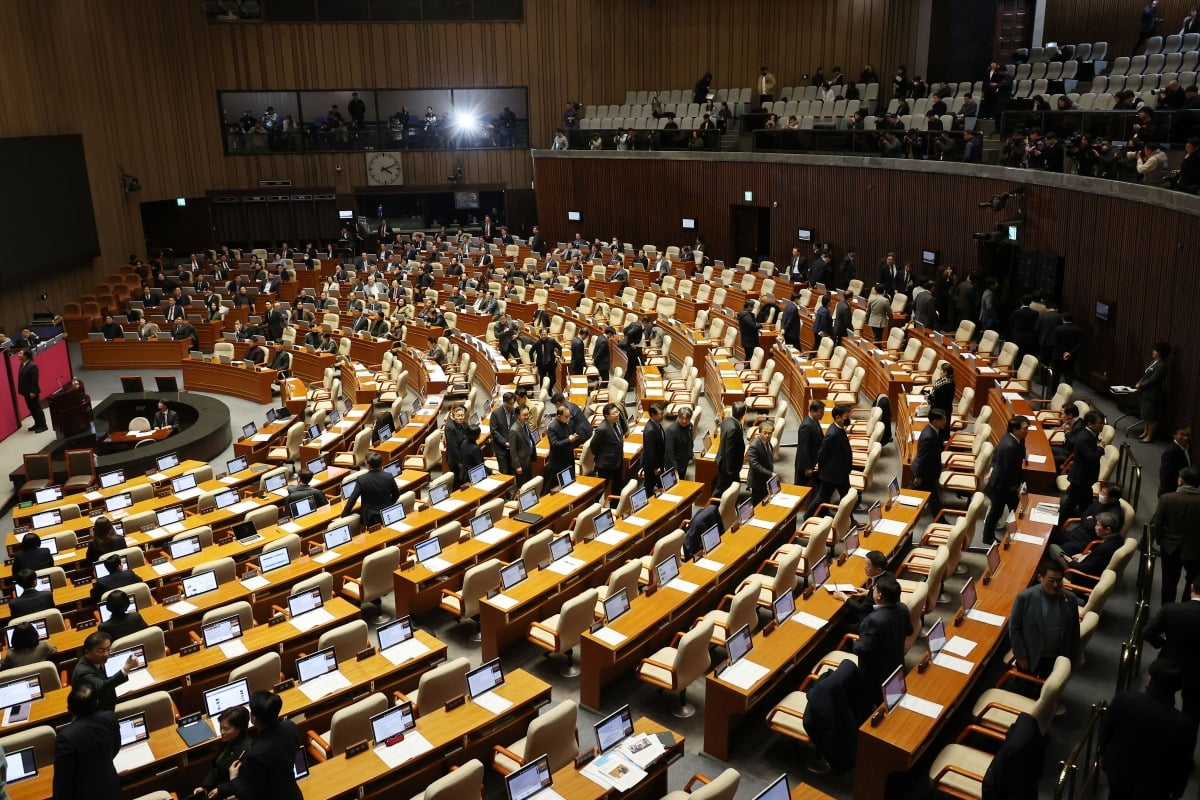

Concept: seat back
[[326, 692, 389, 755], [9, 608, 64, 635], [772, 546, 804, 598], [1031, 656, 1073, 733], [415, 657, 470, 713], [692, 769, 741, 800], [648, 530, 685, 576], [265, 533, 302, 561], [675, 620, 715, 688], [1081, 569, 1117, 616], [203, 600, 254, 632], [0, 725, 57, 770], [717, 481, 742, 530], [361, 546, 402, 603], [459, 559, 503, 619], [115, 690, 176, 732], [0, 661, 60, 692], [724, 582, 760, 638], [230, 651, 281, 693], [423, 758, 485, 800], [523, 700, 580, 772], [294, 571, 334, 602], [521, 532, 553, 572], [600, 561, 642, 613], [318, 620, 369, 662], [556, 589, 599, 653], [192, 557, 236, 585], [111, 623, 167, 661]]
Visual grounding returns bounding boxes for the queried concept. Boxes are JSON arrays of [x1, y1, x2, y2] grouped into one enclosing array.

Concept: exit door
[[731, 205, 770, 263]]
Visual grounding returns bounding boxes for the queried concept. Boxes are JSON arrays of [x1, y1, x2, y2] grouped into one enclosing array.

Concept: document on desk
[[664, 578, 699, 594], [472, 690, 513, 715], [229, 500, 259, 514], [240, 574, 271, 591], [488, 594, 519, 611], [896, 495, 923, 507], [718, 659, 770, 689], [1030, 508, 1060, 526], [175, 488, 202, 502], [381, 637, 431, 665], [116, 668, 156, 697], [561, 482, 590, 497], [250, 433, 272, 442], [597, 529, 629, 546], [313, 549, 341, 564], [824, 583, 859, 594], [791, 611, 828, 630], [660, 493, 684, 503], [583, 750, 646, 792], [167, 600, 198, 615], [1011, 532, 1046, 546], [619, 733, 666, 768], [476, 477, 505, 492], [932, 652, 974, 674], [84, 491, 104, 502], [873, 518, 908, 536], [592, 627, 627, 646], [622, 442, 640, 454], [1026, 454, 1048, 464], [299, 670, 352, 702], [898, 694, 945, 718], [114, 741, 156, 774], [420, 556, 452, 574], [220, 639, 249, 659], [547, 556, 585, 575], [965, 608, 1006, 627], [279, 522, 304, 535], [769, 492, 801, 508], [290, 608, 335, 632], [474, 527, 509, 545], [625, 516, 651, 528], [693, 557, 724, 572], [374, 731, 433, 769], [149, 472, 168, 482], [433, 498, 467, 513], [152, 561, 175, 576], [219, 475, 241, 484], [745, 517, 775, 530], [942, 636, 978, 657]]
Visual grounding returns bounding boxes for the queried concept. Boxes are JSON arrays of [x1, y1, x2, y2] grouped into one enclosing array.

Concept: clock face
[[367, 152, 402, 186]]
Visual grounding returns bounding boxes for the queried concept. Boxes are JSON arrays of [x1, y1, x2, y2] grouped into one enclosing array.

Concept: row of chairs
[[1139, 32, 1200, 56], [1015, 41, 1109, 64], [1108, 51, 1200, 78], [1011, 60, 1082, 83], [1094, 70, 1199, 94]]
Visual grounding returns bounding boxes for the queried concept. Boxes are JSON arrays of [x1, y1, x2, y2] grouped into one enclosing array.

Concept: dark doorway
[[141, 198, 214, 257], [994, 0, 1033, 65], [731, 205, 770, 263]]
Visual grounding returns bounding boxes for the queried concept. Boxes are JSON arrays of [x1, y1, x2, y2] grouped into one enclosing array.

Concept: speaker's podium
[[48, 379, 92, 438]]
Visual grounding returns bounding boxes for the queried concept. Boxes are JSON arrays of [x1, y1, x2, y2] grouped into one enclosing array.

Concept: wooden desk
[[578, 485, 809, 711], [991, 389, 1057, 491], [853, 495, 1056, 800], [106, 428, 172, 446], [10, 459, 210, 524], [182, 358, 277, 403], [79, 338, 192, 369]]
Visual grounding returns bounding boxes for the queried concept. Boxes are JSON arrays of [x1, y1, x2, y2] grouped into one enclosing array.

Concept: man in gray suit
[[1009, 559, 1080, 679], [663, 407, 694, 480], [70, 632, 140, 711]]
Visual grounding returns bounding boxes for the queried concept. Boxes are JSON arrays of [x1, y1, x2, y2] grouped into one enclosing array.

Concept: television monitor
[[226, 456, 248, 475], [594, 705, 634, 753], [104, 493, 133, 513], [682, 218, 696, 229], [167, 535, 202, 561], [30, 510, 61, 531], [809, 556, 830, 588], [3, 746, 37, 783], [726, 624, 753, 665], [99, 470, 125, 489], [921, 249, 938, 265], [629, 487, 648, 514], [700, 525, 721, 555], [33, 487, 61, 504], [118, 712, 150, 748], [413, 537, 442, 564], [468, 463, 488, 485], [182, 570, 219, 598], [660, 468, 678, 491], [567, 211, 581, 222], [203, 678, 250, 718], [466, 658, 504, 698], [259, 547, 291, 574], [264, 472, 287, 494], [797, 229, 813, 242], [201, 614, 243, 648], [214, 489, 239, 510]]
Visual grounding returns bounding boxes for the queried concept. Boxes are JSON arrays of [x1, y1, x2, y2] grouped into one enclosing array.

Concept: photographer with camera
[[1002, 129, 1029, 166], [1025, 129, 1047, 169], [1170, 138, 1200, 192], [878, 130, 904, 158], [1136, 141, 1171, 186]]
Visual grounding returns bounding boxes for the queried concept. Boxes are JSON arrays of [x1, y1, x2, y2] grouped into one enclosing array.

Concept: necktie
[[526, 425, 534, 447]]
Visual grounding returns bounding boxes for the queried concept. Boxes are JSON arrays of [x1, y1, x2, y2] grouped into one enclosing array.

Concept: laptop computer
[[505, 754, 555, 800], [99, 469, 125, 489], [202, 677, 250, 718], [182, 570, 220, 599], [380, 503, 407, 527], [752, 775, 790, 800], [288, 496, 319, 522], [0, 675, 43, 724], [512, 489, 542, 525], [115, 711, 153, 768], [5, 620, 48, 648], [233, 520, 263, 545]]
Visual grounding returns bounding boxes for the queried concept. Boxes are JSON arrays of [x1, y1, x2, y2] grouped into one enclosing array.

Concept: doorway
[[994, 0, 1033, 64], [731, 205, 770, 263]]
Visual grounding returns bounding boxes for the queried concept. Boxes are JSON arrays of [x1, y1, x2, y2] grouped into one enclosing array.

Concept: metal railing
[[1114, 442, 1143, 512], [1053, 701, 1107, 800]]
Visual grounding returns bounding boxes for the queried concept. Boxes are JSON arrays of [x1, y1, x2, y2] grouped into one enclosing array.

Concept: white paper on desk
[[149, 472, 168, 482], [240, 575, 271, 591], [583, 750, 646, 792], [791, 611, 827, 630], [114, 741, 155, 774], [476, 477, 505, 492], [1026, 454, 1048, 464], [770, 492, 801, 508], [561, 482, 589, 497], [942, 636, 978, 657], [219, 475, 240, 485], [628, 426, 644, 435], [290, 607, 335, 632], [592, 627, 627, 646], [313, 549, 341, 564], [472, 690, 513, 715], [116, 668, 156, 697], [978, 366, 998, 374], [665, 578, 699, 594], [824, 583, 859, 593], [250, 433, 272, 442], [175, 488, 202, 502], [546, 556, 585, 575], [719, 371, 737, 378], [1003, 392, 1023, 401], [346, 410, 366, 419], [693, 557, 724, 572], [660, 493, 684, 503], [381, 637, 431, 665], [53, 552, 74, 562], [1027, 425, 1039, 432], [152, 561, 175, 576], [474, 527, 509, 545], [415, 408, 435, 417], [850, 548, 872, 558], [745, 517, 775, 530], [84, 490, 104, 501], [625, 515, 650, 528], [873, 518, 908, 536], [932, 652, 974, 674], [298, 670, 352, 701], [420, 556, 452, 574], [618, 733, 666, 769], [229, 500, 258, 514], [220, 639, 249, 659], [167, 600, 198, 615], [896, 495, 922, 507], [1030, 510, 1059, 526], [898, 694, 945, 718], [597, 530, 628, 546], [1011, 532, 1046, 546], [489, 594, 519, 611], [165, 522, 187, 535], [373, 731, 433, 768], [280, 522, 303, 535], [808, 377, 827, 386], [966, 608, 1006, 627], [719, 659, 770, 689]]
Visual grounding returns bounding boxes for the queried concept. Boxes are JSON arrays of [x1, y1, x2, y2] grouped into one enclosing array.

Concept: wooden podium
[[48, 379, 92, 438]]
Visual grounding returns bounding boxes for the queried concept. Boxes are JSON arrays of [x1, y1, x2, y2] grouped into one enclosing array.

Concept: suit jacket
[[570, 336, 587, 374], [1152, 486, 1200, 560], [833, 299, 853, 339], [1144, 597, 1200, 674], [987, 433, 1027, 493], [154, 409, 180, 433], [98, 611, 148, 642], [746, 437, 774, 500], [344, 469, 401, 525], [285, 484, 328, 509], [228, 720, 304, 800], [509, 421, 535, 477], [533, 338, 561, 369], [17, 361, 38, 395], [912, 290, 937, 327], [816, 423, 852, 487], [910, 425, 943, 487], [641, 418, 666, 477], [714, 417, 745, 478], [71, 657, 129, 710], [11, 547, 52, 575], [1159, 441, 1193, 496], [489, 407, 516, 457], [546, 419, 576, 477], [663, 421, 692, 477], [683, 503, 723, 558], [1067, 428, 1102, 487], [794, 416, 823, 481], [737, 310, 760, 355], [804, 660, 868, 774], [9, 588, 54, 618], [591, 336, 611, 373], [853, 602, 912, 702], [876, 262, 898, 294], [1100, 687, 1195, 799], [779, 301, 801, 345], [495, 320, 517, 352], [53, 711, 121, 800], [813, 305, 833, 339], [90, 569, 139, 604], [592, 421, 624, 470], [981, 713, 1044, 800], [1073, 534, 1123, 579], [1009, 585, 1080, 665]]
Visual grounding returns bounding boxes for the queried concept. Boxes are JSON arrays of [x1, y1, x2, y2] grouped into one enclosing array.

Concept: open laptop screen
[[3, 746, 37, 783], [118, 712, 150, 747], [99, 470, 125, 489], [500, 561, 527, 590], [296, 647, 338, 683], [726, 624, 753, 665], [594, 705, 634, 753], [603, 588, 630, 623], [377, 617, 414, 651], [505, 754, 552, 800], [752, 775, 789, 800], [466, 658, 504, 698], [182, 570, 219, 598], [203, 678, 250, 718]]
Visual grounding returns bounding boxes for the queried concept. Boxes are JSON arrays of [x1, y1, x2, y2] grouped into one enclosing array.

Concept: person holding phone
[[199, 706, 251, 799], [227, 691, 302, 800]]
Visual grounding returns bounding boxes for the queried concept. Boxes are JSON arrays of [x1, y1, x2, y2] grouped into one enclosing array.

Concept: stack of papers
[[219, 640, 249, 659], [419, 556, 452, 573], [942, 637, 977, 657], [114, 742, 156, 774], [290, 608, 335, 632], [374, 731, 433, 768], [897, 694, 944, 718], [152, 561, 175, 576], [472, 690, 512, 714], [488, 594, 519, 611], [664, 578, 699, 594], [693, 557, 723, 572], [719, 659, 770, 689], [583, 749, 647, 792], [167, 600, 198, 615], [381, 637, 431, 665], [873, 518, 908, 536], [624, 516, 650, 528], [299, 670, 352, 701], [474, 527, 508, 545], [965, 608, 1006, 627], [561, 483, 590, 497], [313, 550, 341, 564], [932, 652, 974, 674], [769, 492, 801, 508], [240, 574, 271, 591], [592, 627, 626, 646], [660, 493, 684, 503], [476, 477, 505, 492], [790, 611, 827, 630]]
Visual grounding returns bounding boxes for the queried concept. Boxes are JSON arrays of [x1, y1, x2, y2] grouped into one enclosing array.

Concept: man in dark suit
[[90, 555, 140, 603], [1159, 425, 1193, 496], [171, 319, 199, 351], [779, 293, 801, 348], [1050, 313, 1084, 386], [226, 691, 303, 800], [737, 300, 760, 358], [875, 253, 899, 295], [838, 248, 857, 290], [1153, 467, 1200, 606], [265, 302, 286, 341], [343, 452, 401, 526], [545, 404, 581, 492], [910, 408, 948, 514], [809, 404, 854, 515], [286, 469, 328, 510], [808, 252, 833, 287], [981, 415, 1029, 546], [70, 632, 139, 711], [97, 590, 148, 642], [162, 296, 184, 324], [1009, 560, 1080, 678], [591, 327, 613, 382], [831, 550, 890, 628], [53, 686, 121, 800], [9, 569, 54, 617], [640, 404, 667, 492], [852, 574, 912, 706], [1099, 659, 1195, 800], [683, 502, 724, 559], [746, 420, 776, 504], [794, 400, 824, 487], [1144, 577, 1200, 722], [620, 315, 644, 382], [99, 315, 124, 340], [569, 330, 588, 375], [494, 313, 519, 360], [153, 399, 179, 434], [812, 295, 834, 340], [786, 247, 806, 283], [509, 405, 535, 482], [712, 402, 747, 498], [17, 349, 46, 432], [1059, 411, 1105, 525], [1051, 402, 1085, 467], [489, 392, 518, 475], [11, 533, 53, 575], [664, 407, 694, 481], [533, 328, 561, 390], [833, 291, 853, 340], [528, 226, 546, 257]]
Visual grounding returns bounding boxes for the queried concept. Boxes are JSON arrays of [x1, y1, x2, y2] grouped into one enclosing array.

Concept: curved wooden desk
[[181, 357, 276, 403]]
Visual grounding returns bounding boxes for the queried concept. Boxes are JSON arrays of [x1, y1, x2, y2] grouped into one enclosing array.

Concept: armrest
[[270, 604, 287, 618], [956, 723, 1009, 745], [341, 575, 363, 599], [835, 633, 860, 651], [932, 764, 985, 787], [932, 507, 966, 524], [306, 730, 331, 761], [976, 700, 1031, 721], [528, 621, 561, 648], [684, 773, 713, 792], [189, 630, 203, 645], [492, 744, 527, 768], [640, 657, 678, 675], [996, 668, 1046, 690], [670, 631, 684, 646]]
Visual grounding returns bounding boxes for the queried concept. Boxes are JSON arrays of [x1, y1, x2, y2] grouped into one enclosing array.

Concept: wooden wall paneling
[[1042, 0, 1193, 60]]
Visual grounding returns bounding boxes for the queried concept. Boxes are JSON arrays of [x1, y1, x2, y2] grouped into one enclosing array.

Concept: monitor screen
[[215, 489, 239, 510], [381, 503, 406, 526], [810, 556, 830, 588], [505, 754, 553, 800], [726, 624, 753, 665], [518, 489, 538, 512], [888, 477, 900, 501], [0, 676, 42, 708], [34, 487, 61, 504], [377, 617, 414, 651], [468, 463, 487, 485], [183, 570, 219, 598], [118, 712, 149, 747], [737, 500, 753, 526], [203, 678, 250, 718], [30, 510, 61, 530], [156, 504, 185, 527], [287, 588, 324, 617], [752, 775, 790, 800], [99, 470, 125, 489], [266, 407, 278, 423], [414, 538, 441, 564], [843, 527, 860, 555], [500, 560, 527, 590], [327, 410, 341, 426], [324, 524, 352, 550], [264, 472, 287, 493], [306, 457, 326, 475], [105, 493, 133, 513], [469, 513, 493, 538], [593, 510, 614, 536], [3, 746, 37, 783], [93, 556, 129, 578], [883, 665, 907, 711], [868, 502, 882, 528], [384, 462, 401, 478], [660, 469, 678, 491], [765, 474, 781, 497], [629, 487, 648, 513], [307, 424, 321, 441], [370, 702, 415, 745], [682, 218, 696, 229], [374, 424, 392, 443], [549, 535, 573, 562], [341, 480, 357, 500], [654, 554, 680, 587], [168, 535, 202, 560], [466, 658, 504, 698], [17, 576, 51, 596], [961, 577, 977, 612], [5, 620, 48, 647], [797, 229, 812, 242], [557, 469, 574, 489], [603, 588, 630, 623], [773, 589, 796, 626], [986, 543, 1001, 574], [927, 617, 947, 654], [921, 249, 937, 265], [233, 521, 260, 542], [242, 422, 258, 439], [288, 496, 318, 520], [700, 526, 721, 554], [202, 614, 243, 647], [429, 483, 450, 506], [156, 452, 180, 471], [226, 456, 248, 475], [260, 547, 291, 573], [296, 647, 338, 683], [594, 705, 634, 753]]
